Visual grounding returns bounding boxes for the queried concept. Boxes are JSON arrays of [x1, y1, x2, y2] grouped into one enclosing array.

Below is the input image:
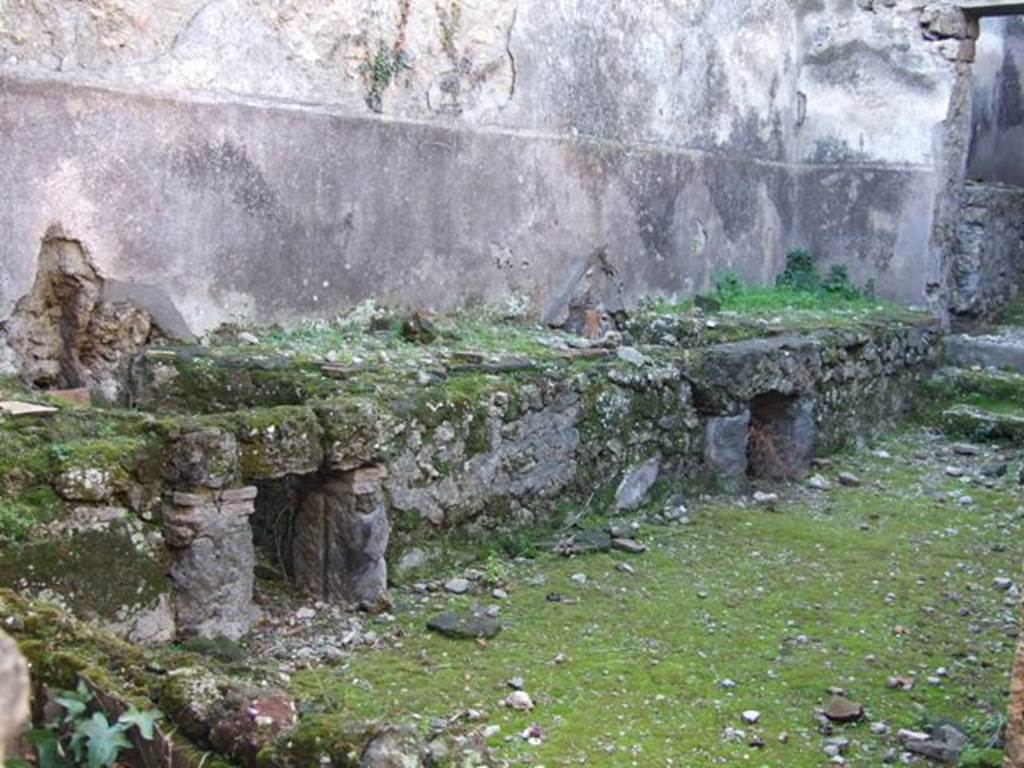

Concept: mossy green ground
[[288, 431, 1019, 766]]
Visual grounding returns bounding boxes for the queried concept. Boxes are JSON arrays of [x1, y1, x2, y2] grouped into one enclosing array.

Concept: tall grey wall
[[0, 0, 982, 339], [969, 16, 1024, 185]]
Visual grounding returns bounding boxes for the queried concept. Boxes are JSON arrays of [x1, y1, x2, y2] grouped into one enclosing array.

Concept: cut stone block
[[705, 410, 751, 480]]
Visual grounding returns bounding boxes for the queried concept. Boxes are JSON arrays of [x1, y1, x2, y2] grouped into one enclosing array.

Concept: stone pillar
[[164, 487, 259, 640], [293, 466, 390, 608], [0, 629, 29, 763]]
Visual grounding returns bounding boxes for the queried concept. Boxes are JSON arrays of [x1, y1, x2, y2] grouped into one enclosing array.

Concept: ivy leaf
[[118, 707, 163, 741], [73, 713, 131, 768], [26, 728, 65, 768], [54, 680, 93, 725], [54, 695, 88, 724]]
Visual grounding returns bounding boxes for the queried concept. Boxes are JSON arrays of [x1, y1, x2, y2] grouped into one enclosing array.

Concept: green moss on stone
[[0, 525, 168, 622]]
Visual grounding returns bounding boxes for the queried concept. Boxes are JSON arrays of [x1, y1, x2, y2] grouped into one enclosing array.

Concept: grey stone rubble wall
[[951, 182, 1024, 319], [385, 381, 582, 531], [0, 0, 1004, 347]]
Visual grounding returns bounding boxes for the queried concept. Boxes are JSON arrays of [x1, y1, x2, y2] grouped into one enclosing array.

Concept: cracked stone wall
[[0, 0, 992, 337]]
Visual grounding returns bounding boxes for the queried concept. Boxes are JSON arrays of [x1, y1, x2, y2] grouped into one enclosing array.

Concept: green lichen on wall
[[233, 405, 325, 479], [139, 353, 343, 413]]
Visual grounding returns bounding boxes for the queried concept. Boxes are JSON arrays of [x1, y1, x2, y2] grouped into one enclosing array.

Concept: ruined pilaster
[[293, 466, 390, 608], [164, 487, 260, 640]]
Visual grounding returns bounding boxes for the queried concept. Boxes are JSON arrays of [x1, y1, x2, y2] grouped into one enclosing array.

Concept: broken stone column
[[0, 629, 29, 763], [293, 467, 390, 608], [164, 487, 259, 640]]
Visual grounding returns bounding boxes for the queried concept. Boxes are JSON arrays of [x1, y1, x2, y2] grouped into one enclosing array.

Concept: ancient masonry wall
[[951, 181, 1024, 318], [0, 321, 941, 642], [0, 0, 989, 351]]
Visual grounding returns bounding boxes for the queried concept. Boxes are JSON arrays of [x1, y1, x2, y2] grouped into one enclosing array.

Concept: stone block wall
[[951, 182, 1024, 319]]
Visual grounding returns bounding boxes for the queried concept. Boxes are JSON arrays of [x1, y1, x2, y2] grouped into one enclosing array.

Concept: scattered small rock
[[822, 695, 864, 724], [807, 474, 831, 491], [611, 538, 647, 554], [401, 309, 438, 343], [838, 472, 861, 487], [571, 573, 587, 585], [753, 491, 779, 506], [426, 612, 501, 640], [742, 710, 760, 724], [505, 691, 534, 711], [444, 578, 471, 595], [555, 529, 612, 556], [886, 676, 914, 691], [507, 676, 525, 691]]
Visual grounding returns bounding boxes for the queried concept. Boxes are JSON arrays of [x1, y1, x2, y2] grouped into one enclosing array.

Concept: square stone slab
[[0, 401, 58, 418]]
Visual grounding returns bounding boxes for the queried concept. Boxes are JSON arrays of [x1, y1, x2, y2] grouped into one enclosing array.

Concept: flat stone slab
[[427, 612, 502, 640], [0, 401, 58, 418], [945, 331, 1024, 373]]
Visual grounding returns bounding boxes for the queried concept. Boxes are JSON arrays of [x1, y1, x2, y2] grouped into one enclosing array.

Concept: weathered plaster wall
[[793, 0, 975, 303], [0, 0, 989, 339], [0, 0, 804, 337], [968, 16, 1024, 185]]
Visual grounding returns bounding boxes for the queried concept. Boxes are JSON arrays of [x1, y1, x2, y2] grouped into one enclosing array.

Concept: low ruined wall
[[951, 182, 1024, 319], [0, 319, 940, 642]]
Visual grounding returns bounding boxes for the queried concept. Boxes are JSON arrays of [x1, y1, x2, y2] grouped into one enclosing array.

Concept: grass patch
[[288, 430, 1019, 765]]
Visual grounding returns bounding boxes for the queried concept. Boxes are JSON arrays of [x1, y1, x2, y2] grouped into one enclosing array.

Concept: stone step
[[942, 403, 1024, 442], [926, 366, 1024, 407], [944, 328, 1024, 373]]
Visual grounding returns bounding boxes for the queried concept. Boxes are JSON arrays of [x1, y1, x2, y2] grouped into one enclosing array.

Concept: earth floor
[[252, 426, 1022, 767]]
